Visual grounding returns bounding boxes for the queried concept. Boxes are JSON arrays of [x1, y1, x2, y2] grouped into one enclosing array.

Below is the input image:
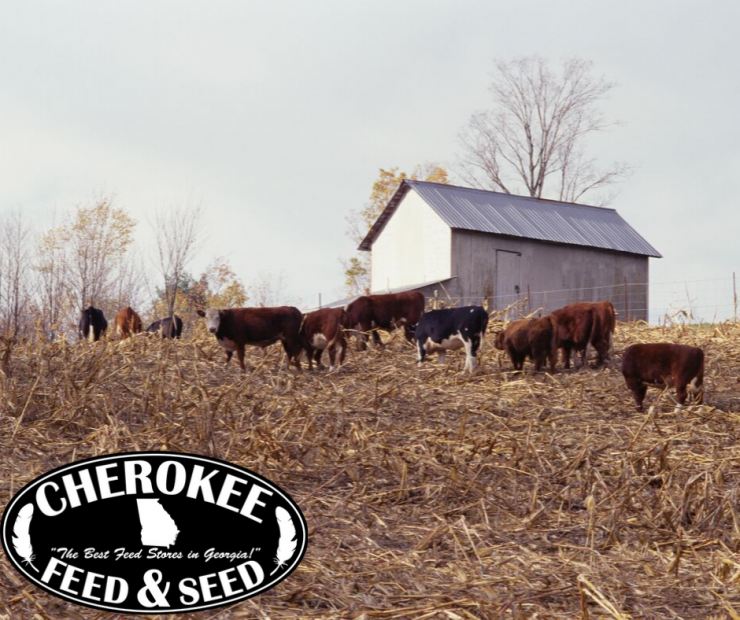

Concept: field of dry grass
[[1, 320, 740, 619]]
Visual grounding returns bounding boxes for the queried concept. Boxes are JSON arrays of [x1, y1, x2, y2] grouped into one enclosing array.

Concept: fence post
[[433, 289, 439, 310], [319, 293, 322, 309], [624, 277, 629, 322], [527, 284, 531, 315], [734, 272, 738, 322]]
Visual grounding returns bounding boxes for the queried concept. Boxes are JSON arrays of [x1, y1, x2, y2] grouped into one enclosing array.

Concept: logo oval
[[1, 452, 307, 614]]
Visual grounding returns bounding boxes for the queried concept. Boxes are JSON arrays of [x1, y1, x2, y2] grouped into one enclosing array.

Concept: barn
[[359, 180, 661, 321]]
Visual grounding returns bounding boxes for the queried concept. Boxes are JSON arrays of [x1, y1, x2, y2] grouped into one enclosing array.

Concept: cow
[[78, 306, 108, 342], [197, 306, 303, 371], [570, 300, 616, 361], [147, 316, 184, 339], [415, 306, 488, 373], [494, 315, 559, 372], [552, 303, 605, 368], [300, 307, 348, 371], [621, 343, 704, 412], [345, 291, 425, 350], [115, 306, 143, 340]]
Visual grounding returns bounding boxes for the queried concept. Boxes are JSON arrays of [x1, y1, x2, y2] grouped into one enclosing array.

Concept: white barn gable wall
[[370, 189, 451, 292]]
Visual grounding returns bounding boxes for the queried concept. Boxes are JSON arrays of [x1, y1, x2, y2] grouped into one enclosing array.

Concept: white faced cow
[[414, 306, 489, 373], [197, 306, 303, 371]]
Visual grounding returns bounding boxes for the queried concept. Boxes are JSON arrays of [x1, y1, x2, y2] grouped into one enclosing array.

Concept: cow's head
[[197, 308, 221, 334]]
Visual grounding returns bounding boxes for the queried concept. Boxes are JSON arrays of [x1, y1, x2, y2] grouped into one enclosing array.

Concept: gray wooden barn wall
[[440, 230, 649, 320]]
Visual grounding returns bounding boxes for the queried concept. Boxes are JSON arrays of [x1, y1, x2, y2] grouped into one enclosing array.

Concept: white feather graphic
[[270, 506, 297, 575], [12, 504, 38, 572]]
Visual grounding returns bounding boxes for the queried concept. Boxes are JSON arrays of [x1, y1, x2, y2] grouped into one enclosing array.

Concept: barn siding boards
[[370, 190, 451, 292], [450, 230, 649, 319]]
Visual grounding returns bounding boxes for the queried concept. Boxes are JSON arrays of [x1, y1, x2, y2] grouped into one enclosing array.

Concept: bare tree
[[249, 270, 295, 308], [458, 56, 629, 205], [34, 212, 69, 341], [152, 203, 204, 320], [0, 209, 33, 338]]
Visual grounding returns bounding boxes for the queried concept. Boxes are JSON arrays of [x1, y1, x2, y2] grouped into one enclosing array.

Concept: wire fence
[[318, 274, 740, 325]]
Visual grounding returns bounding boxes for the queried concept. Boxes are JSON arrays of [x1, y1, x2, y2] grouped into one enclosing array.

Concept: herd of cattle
[[77, 291, 705, 412]]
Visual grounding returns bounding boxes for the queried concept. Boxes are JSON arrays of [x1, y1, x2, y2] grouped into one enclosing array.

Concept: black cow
[[415, 306, 489, 373], [147, 316, 183, 339], [78, 306, 108, 342]]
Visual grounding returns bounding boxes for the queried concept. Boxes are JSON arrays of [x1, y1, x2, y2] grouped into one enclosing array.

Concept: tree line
[[0, 199, 292, 342]]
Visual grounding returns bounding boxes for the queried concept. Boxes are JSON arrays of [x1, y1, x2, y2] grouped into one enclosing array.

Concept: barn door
[[495, 250, 521, 318]]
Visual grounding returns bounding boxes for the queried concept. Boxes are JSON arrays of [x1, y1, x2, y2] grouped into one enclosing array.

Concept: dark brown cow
[[552, 303, 604, 368], [494, 315, 559, 372], [115, 306, 142, 340], [197, 306, 303, 371], [301, 307, 348, 371], [575, 301, 616, 361], [345, 291, 424, 350], [621, 343, 704, 411]]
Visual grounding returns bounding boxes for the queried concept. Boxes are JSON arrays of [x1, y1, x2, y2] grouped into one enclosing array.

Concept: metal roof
[[309, 277, 457, 312], [359, 180, 662, 258]]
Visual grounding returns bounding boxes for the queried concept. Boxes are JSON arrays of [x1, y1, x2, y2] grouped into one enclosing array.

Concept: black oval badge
[[1, 452, 307, 614]]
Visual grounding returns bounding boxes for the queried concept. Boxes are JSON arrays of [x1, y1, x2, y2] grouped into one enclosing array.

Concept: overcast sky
[[1, 1, 738, 314]]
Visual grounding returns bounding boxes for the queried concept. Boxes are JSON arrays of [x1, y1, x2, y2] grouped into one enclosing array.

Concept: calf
[[621, 343, 704, 411], [300, 307, 348, 371], [115, 306, 143, 339], [345, 291, 424, 350], [494, 315, 559, 372], [552, 304, 604, 368], [197, 306, 303, 371], [147, 316, 183, 339], [78, 306, 107, 342], [415, 306, 488, 373]]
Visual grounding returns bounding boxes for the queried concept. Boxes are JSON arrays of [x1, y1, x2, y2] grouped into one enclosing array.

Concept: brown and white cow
[[301, 307, 348, 371], [115, 306, 143, 340], [494, 315, 559, 372], [621, 343, 704, 411], [552, 303, 605, 368], [345, 291, 424, 350], [197, 306, 303, 371]]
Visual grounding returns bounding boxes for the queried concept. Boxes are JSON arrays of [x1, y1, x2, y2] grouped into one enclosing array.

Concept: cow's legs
[[236, 347, 246, 371], [403, 324, 415, 342], [356, 323, 371, 351], [417, 343, 426, 366], [304, 344, 315, 371], [336, 337, 346, 368], [625, 377, 647, 412], [561, 345, 572, 369], [282, 341, 302, 371], [437, 351, 446, 364], [463, 338, 476, 373], [371, 328, 384, 348], [314, 348, 325, 370], [688, 370, 704, 404]]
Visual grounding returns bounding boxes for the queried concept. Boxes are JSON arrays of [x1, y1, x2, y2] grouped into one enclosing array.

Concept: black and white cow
[[147, 315, 183, 339], [414, 306, 489, 373], [78, 306, 108, 342]]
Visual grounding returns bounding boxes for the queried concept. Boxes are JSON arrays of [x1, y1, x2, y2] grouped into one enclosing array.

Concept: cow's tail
[[608, 302, 616, 354], [548, 314, 559, 355], [588, 307, 603, 363], [327, 310, 348, 348]]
